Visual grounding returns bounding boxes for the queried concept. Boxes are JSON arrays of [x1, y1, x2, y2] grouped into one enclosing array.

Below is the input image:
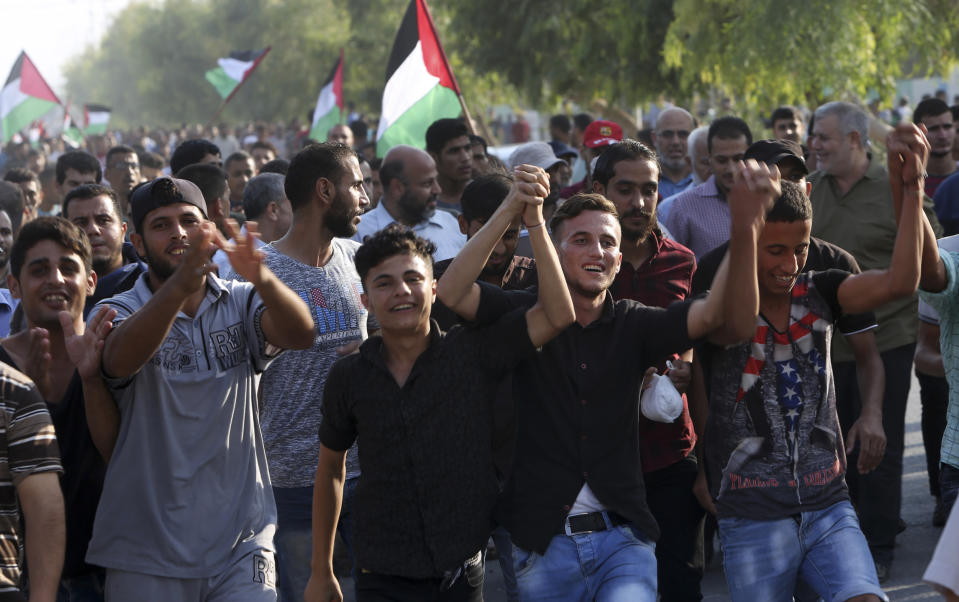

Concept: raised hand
[[217, 219, 267, 286], [506, 165, 549, 221], [728, 159, 782, 230], [170, 220, 218, 296], [22, 328, 52, 399], [61, 306, 117, 380], [886, 123, 930, 191]]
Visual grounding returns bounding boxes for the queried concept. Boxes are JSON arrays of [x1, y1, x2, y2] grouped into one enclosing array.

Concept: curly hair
[[355, 223, 436, 286]]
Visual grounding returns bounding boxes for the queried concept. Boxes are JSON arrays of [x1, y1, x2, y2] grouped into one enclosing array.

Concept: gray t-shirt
[[255, 240, 368, 485], [86, 273, 279, 578]]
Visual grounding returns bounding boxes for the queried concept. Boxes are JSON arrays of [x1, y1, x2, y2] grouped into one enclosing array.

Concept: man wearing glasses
[[651, 107, 696, 199]]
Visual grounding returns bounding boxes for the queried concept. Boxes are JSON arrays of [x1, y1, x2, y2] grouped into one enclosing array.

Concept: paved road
[[338, 372, 947, 600]]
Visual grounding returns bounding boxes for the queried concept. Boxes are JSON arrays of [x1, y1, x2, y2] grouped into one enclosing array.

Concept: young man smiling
[[306, 165, 574, 602], [85, 177, 314, 601], [438, 158, 779, 600]]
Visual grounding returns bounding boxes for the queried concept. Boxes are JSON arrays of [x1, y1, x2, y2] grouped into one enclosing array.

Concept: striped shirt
[[661, 175, 730, 259], [0, 364, 62, 593]]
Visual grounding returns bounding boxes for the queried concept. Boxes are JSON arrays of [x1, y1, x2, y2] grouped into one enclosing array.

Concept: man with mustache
[[353, 145, 464, 261], [592, 139, 703, 601]]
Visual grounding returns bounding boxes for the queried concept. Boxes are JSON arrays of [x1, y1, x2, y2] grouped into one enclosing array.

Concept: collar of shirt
[[359, 319, 443, 378], [365, 202, 448, 230], [132, 270, 230, 312]]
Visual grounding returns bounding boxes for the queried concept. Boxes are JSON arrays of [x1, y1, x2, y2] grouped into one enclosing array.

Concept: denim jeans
[[718, 500, 887, 602], [512, 513, 657, 602], [273, 477, 357, 602]]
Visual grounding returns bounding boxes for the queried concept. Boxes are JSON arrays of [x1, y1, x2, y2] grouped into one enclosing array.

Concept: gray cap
[[508, 142, 565, 171]]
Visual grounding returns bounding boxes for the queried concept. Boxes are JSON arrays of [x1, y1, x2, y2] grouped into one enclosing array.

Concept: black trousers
[[833, 343, 915, 562], [355, 562, 484, 602], [645, 455, 705, 602], [917, 369, 949, 497]]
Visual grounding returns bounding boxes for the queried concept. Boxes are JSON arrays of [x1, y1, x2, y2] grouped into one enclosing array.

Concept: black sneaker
[[933, 498, 948, 527]]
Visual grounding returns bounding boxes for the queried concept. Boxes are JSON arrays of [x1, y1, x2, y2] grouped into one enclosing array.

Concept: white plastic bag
[[640, 373, 684, 423]]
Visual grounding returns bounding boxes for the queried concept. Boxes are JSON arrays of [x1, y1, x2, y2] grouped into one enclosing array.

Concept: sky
[[0, 0, 134, 93]]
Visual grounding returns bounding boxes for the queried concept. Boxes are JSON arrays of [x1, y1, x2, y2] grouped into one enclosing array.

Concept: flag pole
[[418, 0, 474, 134], [209, 46, 272, 125]]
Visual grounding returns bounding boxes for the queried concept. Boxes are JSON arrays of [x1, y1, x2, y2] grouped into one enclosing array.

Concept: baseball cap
[[744, 139, 808, 175], [583, 120, 624, 149], [508, 142, 566, 171], [548, 140, 579, 159], [131, 177, 208, 234]]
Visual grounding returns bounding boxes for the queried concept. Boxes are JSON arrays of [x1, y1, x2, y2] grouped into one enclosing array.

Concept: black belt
[[565, 511, 630, 535]]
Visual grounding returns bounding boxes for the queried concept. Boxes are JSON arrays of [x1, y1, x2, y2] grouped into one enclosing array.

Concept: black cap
[[744, 139, 808, 175], [131, 177, 208, 234]]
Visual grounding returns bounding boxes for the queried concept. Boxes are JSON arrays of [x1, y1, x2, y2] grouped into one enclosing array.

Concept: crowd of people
[[0, 95, 958, 602]]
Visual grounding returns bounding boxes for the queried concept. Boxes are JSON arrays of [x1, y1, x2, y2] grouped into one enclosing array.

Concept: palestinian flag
[[376, 0, 462, 155], [309, 50, 344, 141], [84, 104, 111, 135], [205, 47, 271, 101], [0, 51, 60, 143]]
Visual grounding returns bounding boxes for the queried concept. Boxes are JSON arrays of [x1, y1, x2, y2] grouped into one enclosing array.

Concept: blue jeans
[[511, 513, 657, 601], [718, 500, 887, 602], [274, 477, 357, 602]]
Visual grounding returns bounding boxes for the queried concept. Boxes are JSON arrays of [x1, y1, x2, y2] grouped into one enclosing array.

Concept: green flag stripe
[[1, 96, 57, 143], [205, 67, 239, 99], [377, 84, 459, 156], [310, 107, 342, 141]]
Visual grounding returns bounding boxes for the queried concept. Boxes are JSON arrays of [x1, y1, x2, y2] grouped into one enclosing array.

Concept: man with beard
[[653, 108, 696, 199], [354, 145, 464, 261], [84, 177, 314, 600], [243, 143, 371, 602], [591, 139, 703, 601], [663, 117, 753, 258], [61, 184, 146, 315], [104, 146, 141, 219]]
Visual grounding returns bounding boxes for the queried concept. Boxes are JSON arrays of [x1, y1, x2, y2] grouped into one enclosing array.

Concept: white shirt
[[353, 202, 466, 262]]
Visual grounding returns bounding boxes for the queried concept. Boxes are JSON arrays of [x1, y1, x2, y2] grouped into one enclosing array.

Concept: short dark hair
[[592, 139, 660, 188], [765, 180, 812, 223], [38, 167, 57, 185], [10, 216, 92, 280], [0, 182, 24, 234], [914, 98, 952, 125], [425, 118, 468, 155], [771, 106, 802, 125], [62, 184, 121, 221], [249, 140, 278, 156], [460, 173, 512, 223], [243, 173, 286, 220], [176, 163, 228, 208], [549, 192, 619, 237], [259, 158, 290, 175], [3, 167, 39, 185], [354, 223, 435, 286], [573, 113, 593, 133], [56, 151, 102, 185], [468, 134, 487, 153], [169, 139, 221, 174], [952, 104, 959, 123], [549, 114, 572, 134], [106, 145, 137, 167], [349, 119, 368, 140], [369, 157, 383, 172], [708, 117, 753, 153], [225, 150, 253, 170], [138, 151, 164, 170], [285, 143, 354, 211]]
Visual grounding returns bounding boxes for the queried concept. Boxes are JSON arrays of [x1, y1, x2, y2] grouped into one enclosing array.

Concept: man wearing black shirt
[[306, 165, 575, 602], [437, 161, 781, 600]]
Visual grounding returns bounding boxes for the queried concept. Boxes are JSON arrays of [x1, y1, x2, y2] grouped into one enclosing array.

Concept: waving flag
[[309, 50, 344, 141], [1, 51, 60, 143], [375, 0, 464, 155], [205, 48, 271, 102], [84, 104, 111, 135], [62, 102, 83, 147]]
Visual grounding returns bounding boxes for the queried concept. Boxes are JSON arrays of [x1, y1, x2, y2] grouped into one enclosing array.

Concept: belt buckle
[[565, 512, 600, 536]]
